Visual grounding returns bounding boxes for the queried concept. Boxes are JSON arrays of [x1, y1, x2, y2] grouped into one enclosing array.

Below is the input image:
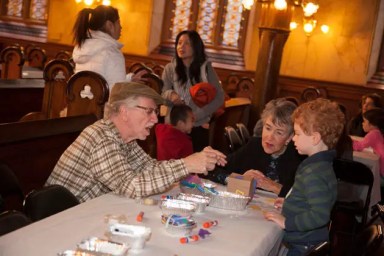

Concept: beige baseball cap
[[109, 82, 165, 105]]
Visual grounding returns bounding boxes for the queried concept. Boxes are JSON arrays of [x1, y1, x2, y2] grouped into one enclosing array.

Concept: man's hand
[[183, 147, 226, 175]]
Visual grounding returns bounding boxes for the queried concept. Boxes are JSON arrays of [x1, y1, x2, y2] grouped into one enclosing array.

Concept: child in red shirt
[[155, 104, 195, 160]]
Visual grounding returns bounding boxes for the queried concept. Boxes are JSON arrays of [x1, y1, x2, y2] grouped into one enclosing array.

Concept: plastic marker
[[136, 211, 144, 222], [202, 220, 218, 228], [180, 235, 199, 244]]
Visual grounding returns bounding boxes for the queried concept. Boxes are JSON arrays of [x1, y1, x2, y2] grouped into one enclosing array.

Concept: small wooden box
[[227, 173, 256, 199]]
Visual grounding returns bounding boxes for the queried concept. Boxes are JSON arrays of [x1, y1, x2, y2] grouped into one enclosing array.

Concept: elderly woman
[[206, 98, 304, 197]]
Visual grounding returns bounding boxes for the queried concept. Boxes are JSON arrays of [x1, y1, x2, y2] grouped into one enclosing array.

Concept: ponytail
[[72, 6, 119, 47], [73, 8, 93, 47]]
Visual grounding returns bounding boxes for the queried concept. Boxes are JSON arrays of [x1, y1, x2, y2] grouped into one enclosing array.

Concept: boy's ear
[[312, 132, 322, 145]]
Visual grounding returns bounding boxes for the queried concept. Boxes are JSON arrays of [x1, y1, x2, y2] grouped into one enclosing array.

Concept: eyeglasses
[[135, 105, 159, 116]]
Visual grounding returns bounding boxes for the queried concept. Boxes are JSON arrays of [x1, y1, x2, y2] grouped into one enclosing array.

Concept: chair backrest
[[224, 126, 243, 153], [236, 123, 251, 144], [235, 77, 254, 100], [353, 224, 383, 256], [301, 87, 328, 103], [225, 73, 240, 97], [0, 45, 25, 79], [66, 71, 109, 119], [129, 62, 147, 73], [333, 158, 374, 225], [27, 46, 47, 70], [151, 64, 164, 77], [23, 184, 80, 222], [304, 241, 329, 256], [55, 50, 71, 60], [19, 59, 75, 121], [209, 104, 250, 153], [142, 72, 164, 94], [0, 210, 31, 236], [0, 163, 24, 211]]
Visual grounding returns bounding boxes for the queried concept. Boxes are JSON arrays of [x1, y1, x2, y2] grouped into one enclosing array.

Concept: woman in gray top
[[162, 30, 225, 152]]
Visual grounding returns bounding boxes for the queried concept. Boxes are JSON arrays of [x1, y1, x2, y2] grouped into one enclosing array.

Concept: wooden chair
[[236, 77, 255, 100], [55, 50, 72, 60], [151, 64, 164, 77], [225, 73, 240, 97], [20, 59, 74, 121], [66, 71, 109, 119], [129, 62, 147, 73], [143, 72, 164, 94], [301, 87, 328, 103], [0, 45, 25, 79], [27, 46, 47, 70]]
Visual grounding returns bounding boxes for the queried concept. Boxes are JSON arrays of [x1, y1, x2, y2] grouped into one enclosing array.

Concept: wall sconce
[[242, 0, 329, 35], [75, 0, 111, 6], [290, 1, 330, 36], [242, 0, 255, 10]]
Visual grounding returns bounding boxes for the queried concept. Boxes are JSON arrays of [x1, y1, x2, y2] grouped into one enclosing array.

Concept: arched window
[[0, 0, 48, 42], [156, 0, 250, 67]]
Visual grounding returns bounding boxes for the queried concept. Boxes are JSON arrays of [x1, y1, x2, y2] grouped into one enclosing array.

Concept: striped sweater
[[282, 150, 337, 244]]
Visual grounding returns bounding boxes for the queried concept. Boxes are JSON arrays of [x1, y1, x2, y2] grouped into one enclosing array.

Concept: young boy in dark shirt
[[264, 98, 345, 256]]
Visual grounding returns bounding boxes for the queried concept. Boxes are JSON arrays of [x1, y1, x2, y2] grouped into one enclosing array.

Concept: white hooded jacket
[[72, 30, 131, 90]]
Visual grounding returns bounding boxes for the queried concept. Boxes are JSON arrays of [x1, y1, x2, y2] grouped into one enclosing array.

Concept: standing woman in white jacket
[[72, 5, 145, 90]]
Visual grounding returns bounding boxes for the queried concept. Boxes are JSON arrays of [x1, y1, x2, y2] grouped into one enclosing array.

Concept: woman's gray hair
[[104, 95, 139, 119], [260, 98, 297, 134]]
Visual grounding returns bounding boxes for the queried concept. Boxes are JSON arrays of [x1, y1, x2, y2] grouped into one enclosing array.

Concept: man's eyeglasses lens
[[135, 105, 159, 115]]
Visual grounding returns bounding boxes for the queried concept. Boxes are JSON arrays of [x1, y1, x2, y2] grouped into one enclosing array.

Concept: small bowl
[[176, 193, 210, 213], [160, 199, 197, 217], [161, 214, 197, 237], [209, 191, 250, 211]]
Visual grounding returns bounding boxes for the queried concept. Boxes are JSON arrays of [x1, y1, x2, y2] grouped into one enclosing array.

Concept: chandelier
[[75, 0, 111, 6], [242, 0, 329, 36]]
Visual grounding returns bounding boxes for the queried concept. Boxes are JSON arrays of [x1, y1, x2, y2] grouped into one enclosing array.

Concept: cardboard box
[[226, 173, 256, 199]]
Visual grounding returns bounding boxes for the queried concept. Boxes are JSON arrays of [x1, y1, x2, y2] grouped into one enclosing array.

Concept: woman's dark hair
[[170, 104, 193, 126], [361, 93, 383, 110], [175, 30, 207, 86], [363, 108, 384, 134], [73, 5, 119, 47]]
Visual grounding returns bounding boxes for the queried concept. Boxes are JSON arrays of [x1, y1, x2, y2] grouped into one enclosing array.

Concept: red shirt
[[155, 124, 193, 161]]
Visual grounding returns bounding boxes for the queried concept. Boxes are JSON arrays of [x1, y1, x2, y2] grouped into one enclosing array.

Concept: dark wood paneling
[[0, 79, 44, 123], [0, 114, 97, 195], [1, 37, 383, 122]]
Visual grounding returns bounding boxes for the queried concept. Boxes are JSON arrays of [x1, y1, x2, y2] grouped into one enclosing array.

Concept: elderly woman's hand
[[244, 169, 282, 195]]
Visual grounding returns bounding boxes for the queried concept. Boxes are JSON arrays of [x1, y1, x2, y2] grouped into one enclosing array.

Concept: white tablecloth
[[0, 186, 283, 256]]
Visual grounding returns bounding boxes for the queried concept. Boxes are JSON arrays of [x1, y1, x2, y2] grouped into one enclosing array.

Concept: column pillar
[[250, 1, 293, 128]]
